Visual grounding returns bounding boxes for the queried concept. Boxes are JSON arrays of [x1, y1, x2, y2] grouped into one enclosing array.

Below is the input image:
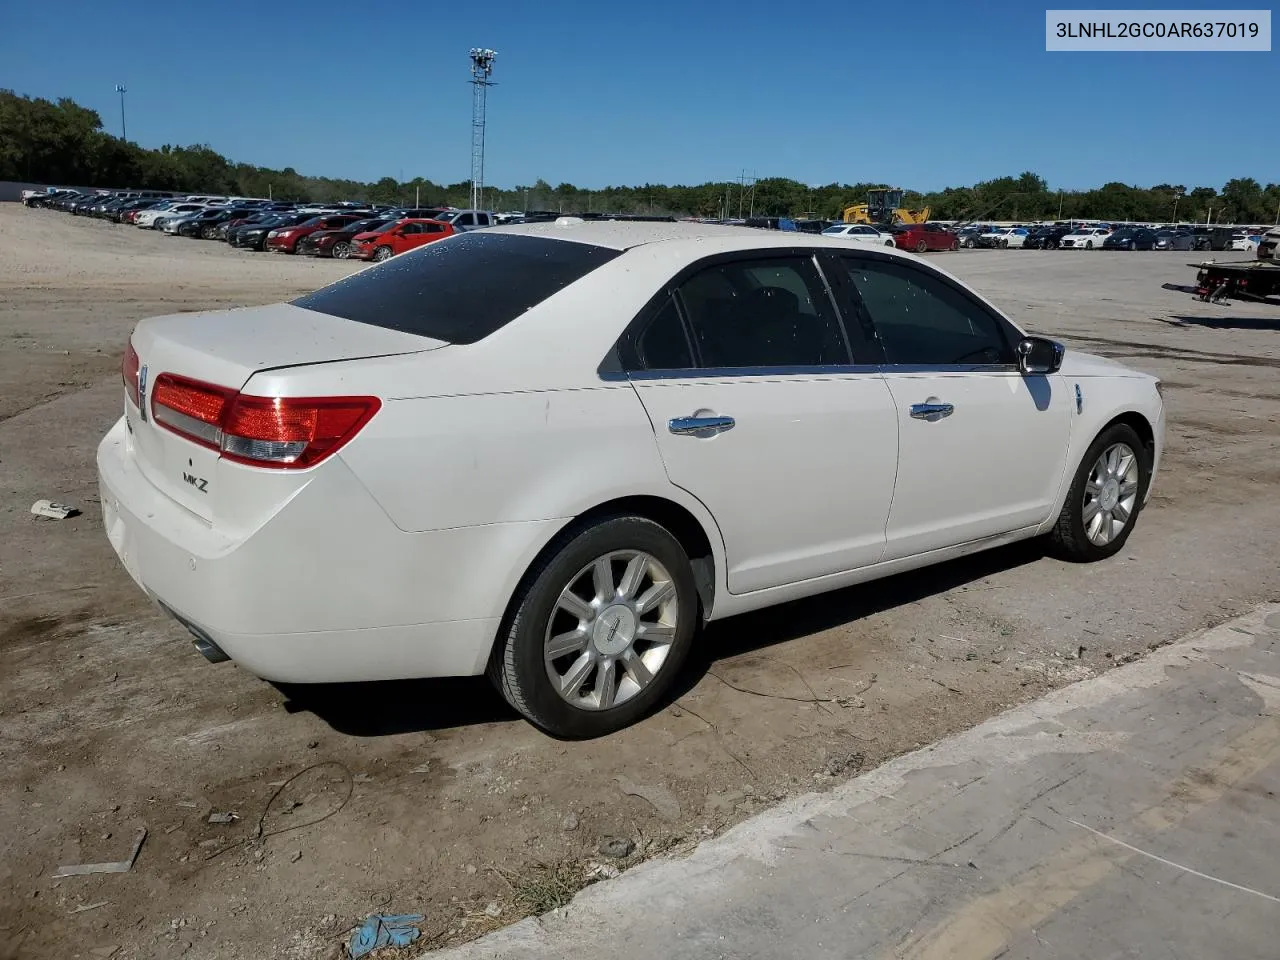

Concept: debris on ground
[[585, 862, 620, 881], [68, 900, 110, 915], [823, 753, 866, 778], [483, 902, 502, 918], [51, 827, 146, 877], [615, 777, 681, 820], [598, 837, 635, 859], [30, 499, 79, 520], [348, 913, 423, 959], [560, 813, 580, 832], [207, 812, 238, 824]]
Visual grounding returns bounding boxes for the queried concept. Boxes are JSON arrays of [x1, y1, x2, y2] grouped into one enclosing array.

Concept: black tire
[[201, 225, 218, 240], [915, 239, 928, 254], [1085, 240, 1093, 249], [372, 245, 393, 262], [884, 239, 894, 247], [332, 240, 351, 259], [1048, 423, 1150, 563], [488, 515, 699, 738]]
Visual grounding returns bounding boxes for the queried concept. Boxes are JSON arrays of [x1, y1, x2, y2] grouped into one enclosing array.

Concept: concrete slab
[[427, 606, 1280, 959]]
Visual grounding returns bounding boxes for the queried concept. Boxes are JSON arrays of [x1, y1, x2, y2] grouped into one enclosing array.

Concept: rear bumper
[[96, 417, 555, 683]]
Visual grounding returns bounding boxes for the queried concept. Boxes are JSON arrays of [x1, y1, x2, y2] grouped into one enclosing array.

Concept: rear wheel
[[372, 245, 393, 262], [489, 515, 698, 738], [1049, 423, 1148, 562], [915, 239, 928, 254], [331, 240, 351, 259]]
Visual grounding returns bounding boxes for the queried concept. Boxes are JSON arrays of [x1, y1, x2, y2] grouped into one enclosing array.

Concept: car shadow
[[279, 539, 1049, 738], [1159, 314, 1280, 332]]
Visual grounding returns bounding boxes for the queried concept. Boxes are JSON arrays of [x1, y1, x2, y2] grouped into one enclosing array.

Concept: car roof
[[488, 219, 941, 263]]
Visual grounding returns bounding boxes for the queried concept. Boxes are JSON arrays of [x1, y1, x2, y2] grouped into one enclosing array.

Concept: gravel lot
[[2, 206, 1278, 960]]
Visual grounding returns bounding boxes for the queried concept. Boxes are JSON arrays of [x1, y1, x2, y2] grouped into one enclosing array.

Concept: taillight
[[150, 373, 379, 469], [151, 374, 233, 447], [123, 341, 140, 407]]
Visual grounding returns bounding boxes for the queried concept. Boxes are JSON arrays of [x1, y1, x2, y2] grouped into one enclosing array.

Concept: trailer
[[1185, 258, 1280, 304]]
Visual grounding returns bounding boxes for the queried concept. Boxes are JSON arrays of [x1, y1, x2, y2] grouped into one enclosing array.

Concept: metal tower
[[469, 48, 497, 211]]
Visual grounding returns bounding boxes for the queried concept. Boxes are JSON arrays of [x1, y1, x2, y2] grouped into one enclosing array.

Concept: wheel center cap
[[1100, 478, 1120, 511], [593, 604, 637, 655]]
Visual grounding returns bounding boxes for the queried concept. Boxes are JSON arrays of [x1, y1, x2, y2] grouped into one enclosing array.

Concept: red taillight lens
[[150, 373, 379, 470], [123, 341, 140, 408], [222, 395, 380, 468], [151, 374, 234, 447]]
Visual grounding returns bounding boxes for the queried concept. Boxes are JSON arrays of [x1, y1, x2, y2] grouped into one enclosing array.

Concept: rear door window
[[294, 232, 621, 344]]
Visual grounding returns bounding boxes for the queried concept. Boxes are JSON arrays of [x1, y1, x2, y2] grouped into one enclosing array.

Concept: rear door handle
[[669, 415, 735, 437], [909, 401, 954, 421]]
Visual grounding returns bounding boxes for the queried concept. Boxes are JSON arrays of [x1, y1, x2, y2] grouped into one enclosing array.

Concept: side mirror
[[1016, 336, 1064, 375]]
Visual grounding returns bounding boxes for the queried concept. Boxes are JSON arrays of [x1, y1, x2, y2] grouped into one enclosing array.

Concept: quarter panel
[[341, 385, 675, 532]]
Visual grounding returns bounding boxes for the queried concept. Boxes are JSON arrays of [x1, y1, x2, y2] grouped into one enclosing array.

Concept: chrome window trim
[[606, 361, 1022, 382]]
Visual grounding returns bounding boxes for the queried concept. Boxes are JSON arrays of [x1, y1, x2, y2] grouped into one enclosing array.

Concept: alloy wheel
[[543, 550, 679, 711], [332, 241, 351, 259], [1082, 443, 1140, 546]]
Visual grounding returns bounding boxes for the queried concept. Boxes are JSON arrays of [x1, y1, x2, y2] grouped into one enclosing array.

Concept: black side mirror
[[1016, 336, 1064, 375]]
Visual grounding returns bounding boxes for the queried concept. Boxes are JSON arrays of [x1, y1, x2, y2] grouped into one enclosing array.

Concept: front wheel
[[884, 239, 894, 247], [489, 515, 698, 738], [201, 225, 219, 240], [372, 245, 393, 262], [1049, 423, 1148, 562], [1085, 240, 1094, 249]]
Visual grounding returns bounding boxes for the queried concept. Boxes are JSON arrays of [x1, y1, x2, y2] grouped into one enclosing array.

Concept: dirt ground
[[1, 206, 1278, 960]]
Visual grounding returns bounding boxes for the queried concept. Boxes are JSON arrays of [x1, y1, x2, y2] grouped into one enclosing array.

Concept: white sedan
[[99, 221, 1165, 737], [135, 202, 209, 229], [1059, 227, 1111, 249], [981, 227, 1029, 248], [821, 223, 896, 247]]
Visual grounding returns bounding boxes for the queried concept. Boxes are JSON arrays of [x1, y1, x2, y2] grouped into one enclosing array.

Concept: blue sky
[[2, 0, 1274, 191]]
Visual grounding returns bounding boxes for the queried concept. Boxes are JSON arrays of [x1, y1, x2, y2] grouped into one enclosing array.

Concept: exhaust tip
[[156, 601, 231, 663]]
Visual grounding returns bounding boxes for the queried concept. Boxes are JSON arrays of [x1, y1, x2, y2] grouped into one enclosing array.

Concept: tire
[[1085, 240, 1093, 249], [488, 514, 699, 738], [950, 239, 958, 251], [915, 239, 928, 254], [201, 225, 218, 240], [372, 245, 393, 261], [332, 240, 351, 259], [965, 238, 975, 248], [999, 239, 1009, 249], [1128, 241, 1136, 251], [1048, 423, 1149, 563], [884, 239, 894, 247]]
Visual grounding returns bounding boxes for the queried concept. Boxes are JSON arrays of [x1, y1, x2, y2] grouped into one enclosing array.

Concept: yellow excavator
[[843, 188, 930, 226]]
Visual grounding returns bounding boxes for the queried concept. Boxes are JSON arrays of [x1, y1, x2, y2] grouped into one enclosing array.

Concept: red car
[[349, 219, 456, 261], [892, 222, 959, 253], [264, 214, 372, 254]]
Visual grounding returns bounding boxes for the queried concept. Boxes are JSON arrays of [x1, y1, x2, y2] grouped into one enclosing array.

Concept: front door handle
[[909, 401, 954, 422], [669, 415, 736, 437]]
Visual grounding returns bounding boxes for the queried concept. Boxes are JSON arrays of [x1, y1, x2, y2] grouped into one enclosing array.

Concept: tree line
[[4, 89, 1279, 225]]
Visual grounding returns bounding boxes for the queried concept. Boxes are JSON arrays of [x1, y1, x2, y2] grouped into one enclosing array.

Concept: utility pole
[[114, 84, 128, 141], [1057, 190, 1063, 220], [469, 48, 497, 212]]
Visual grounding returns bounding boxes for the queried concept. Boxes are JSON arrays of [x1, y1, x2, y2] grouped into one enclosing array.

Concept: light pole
[[1172, 188, 1184, 225], [469, 48, 497, 212], [114, 84, 128, 141]]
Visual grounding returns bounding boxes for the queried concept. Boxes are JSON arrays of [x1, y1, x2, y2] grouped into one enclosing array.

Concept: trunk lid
[[127, 302, 443, 522]]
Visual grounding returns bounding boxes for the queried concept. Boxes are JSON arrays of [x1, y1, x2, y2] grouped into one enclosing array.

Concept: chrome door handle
[[909, 401, 954, 421], [669, 415, 735, 437]]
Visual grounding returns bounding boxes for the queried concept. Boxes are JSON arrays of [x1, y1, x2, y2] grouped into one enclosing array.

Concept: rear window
[[292, 232, 621, 344]]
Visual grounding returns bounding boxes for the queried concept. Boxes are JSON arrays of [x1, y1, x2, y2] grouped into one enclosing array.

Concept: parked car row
[[25, 189, 497, 260]]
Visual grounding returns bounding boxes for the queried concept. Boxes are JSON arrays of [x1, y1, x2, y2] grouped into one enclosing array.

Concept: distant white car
[[1230, 232, 1259, 252], [822, 223, 896, 247], [1059, 228, 1111, 249], [981, 227, 1029, 249], [136, 203, 208, 229], [100, 221, 1164, 737]]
